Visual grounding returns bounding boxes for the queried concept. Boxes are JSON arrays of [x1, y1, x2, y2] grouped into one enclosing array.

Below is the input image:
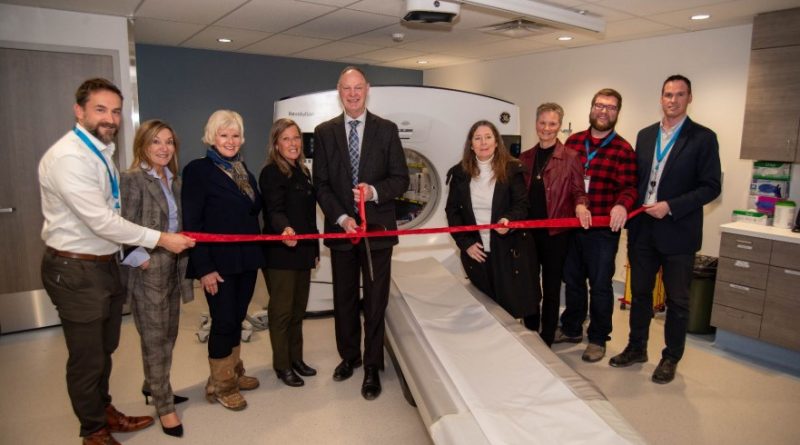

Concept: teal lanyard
[[584, 131, 616, 170], [73, 126, 120, 209], [655, 122, 684, 163]]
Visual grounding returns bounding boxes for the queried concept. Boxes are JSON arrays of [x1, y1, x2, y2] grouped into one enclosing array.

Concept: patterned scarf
[[206, 147, 255, 201]]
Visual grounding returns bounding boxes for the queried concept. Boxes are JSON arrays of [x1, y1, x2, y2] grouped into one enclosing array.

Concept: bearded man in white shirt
[[38, 78, 195, 445]]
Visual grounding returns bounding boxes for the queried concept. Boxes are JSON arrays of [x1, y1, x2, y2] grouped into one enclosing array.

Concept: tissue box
[[753, 161, 791, 180], [750, 179, 789, 198], [732, 210, 770, 225]]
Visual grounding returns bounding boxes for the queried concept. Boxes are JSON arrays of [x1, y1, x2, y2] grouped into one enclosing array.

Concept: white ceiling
[[3, 0, 800, 69]]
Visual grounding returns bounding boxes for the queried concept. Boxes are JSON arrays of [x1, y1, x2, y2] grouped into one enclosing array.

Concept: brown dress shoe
[[82, 428, 120, 445], [105, 404, 154, 433]]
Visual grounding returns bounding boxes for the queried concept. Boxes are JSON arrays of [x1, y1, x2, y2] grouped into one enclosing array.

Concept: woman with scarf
[[182, 110, 265, 411]]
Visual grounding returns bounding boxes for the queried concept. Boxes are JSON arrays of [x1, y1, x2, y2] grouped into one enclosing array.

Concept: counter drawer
[[713, 280, 765, 314], [720, 233, 772, 264], [770, 240, 800, 270], [716, 257, 769, 290], [711, 304, 761, 338]]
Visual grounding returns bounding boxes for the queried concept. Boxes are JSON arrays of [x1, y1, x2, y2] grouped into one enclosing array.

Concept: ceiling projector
[[403, 0, 461, 23]]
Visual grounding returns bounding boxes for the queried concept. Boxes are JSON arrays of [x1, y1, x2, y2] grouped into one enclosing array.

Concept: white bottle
[[774, 200, 797, 229]]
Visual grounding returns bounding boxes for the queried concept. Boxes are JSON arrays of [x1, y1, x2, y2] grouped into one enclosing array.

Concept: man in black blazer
[[609, 75, 721, 384], [313, 67, 409, 400]]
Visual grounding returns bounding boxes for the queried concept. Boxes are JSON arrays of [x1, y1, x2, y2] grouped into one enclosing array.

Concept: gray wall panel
[[135, 44, 422, 170]]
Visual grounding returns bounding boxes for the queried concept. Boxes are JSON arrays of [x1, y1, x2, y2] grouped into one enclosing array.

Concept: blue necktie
[[348, 120, 360, 187]]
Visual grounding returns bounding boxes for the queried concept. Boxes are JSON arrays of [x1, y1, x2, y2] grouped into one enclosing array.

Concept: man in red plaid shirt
[[553, 88, 637, 364]]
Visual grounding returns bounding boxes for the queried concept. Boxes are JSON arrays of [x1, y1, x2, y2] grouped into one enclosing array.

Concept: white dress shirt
[[39, 124, 160, 255]]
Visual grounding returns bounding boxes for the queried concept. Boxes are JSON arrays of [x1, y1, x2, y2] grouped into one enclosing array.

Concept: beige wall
[[425, 25, 765, 281]]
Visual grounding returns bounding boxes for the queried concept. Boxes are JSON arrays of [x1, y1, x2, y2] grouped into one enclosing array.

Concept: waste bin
[[687, 255, 717, 334]]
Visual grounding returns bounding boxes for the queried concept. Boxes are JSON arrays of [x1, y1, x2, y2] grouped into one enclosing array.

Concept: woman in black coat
[[182, 109, 264, 411], [445, 120, 538, 319], [259, 118, 320, 387]]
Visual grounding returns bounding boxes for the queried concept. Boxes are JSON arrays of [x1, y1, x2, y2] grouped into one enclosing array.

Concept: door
[[0, 47, 114, 334]]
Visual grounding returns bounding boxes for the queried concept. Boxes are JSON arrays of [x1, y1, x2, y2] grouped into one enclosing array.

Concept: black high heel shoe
[[161, 422, 184, 438], [142, 390, 189, 405]]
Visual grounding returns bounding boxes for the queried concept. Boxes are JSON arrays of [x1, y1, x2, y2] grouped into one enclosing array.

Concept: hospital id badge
[[584, 175, 591, 193]]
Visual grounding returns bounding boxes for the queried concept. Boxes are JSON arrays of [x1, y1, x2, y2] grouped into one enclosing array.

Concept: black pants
[[41, 252, 124, 437], [525, 229, 572, 346], [331, 245, 392, 368], [205, 270, 257, 359], [628, 228, 693, 361]]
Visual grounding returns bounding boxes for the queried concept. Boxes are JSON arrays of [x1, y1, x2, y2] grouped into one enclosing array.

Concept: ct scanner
[[273, 86, 521, 313]]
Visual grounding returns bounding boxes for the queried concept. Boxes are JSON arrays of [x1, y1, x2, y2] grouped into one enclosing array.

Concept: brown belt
[[47, 247, 115, 262]]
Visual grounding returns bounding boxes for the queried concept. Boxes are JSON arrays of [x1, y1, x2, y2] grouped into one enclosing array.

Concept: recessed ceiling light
[[417, 60, 428, 65], [558, 36, 573, 41], [217, 37, 233, 43], [691, 14, 711, 21]]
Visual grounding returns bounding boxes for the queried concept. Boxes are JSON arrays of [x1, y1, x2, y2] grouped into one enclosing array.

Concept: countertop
[[720, 221, 800, 244]]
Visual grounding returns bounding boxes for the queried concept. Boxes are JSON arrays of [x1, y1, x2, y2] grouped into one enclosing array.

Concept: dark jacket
[[627, 117, 722, 254], [181, 156, 265, 278], [259, 163, 320, 270], [519, 140, 588, 235], [445, 160, 537, 318], [313, 111, 409, 251]]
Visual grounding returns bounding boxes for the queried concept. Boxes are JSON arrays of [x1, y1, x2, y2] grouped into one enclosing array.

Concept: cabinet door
[[751, 7, 800, 49], [760, 266, 800, 351], [740, 46, 800, 161]]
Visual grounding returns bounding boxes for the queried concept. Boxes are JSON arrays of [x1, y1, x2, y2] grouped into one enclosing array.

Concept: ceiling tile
[[398, 29, 507, 52], [288, 8, 399, 39], [217, 0, 336, 33], [347, 0, 406, 17], [132, 18, 206, 46], [292, 40, 381, 60], [238, 33, 332, 56], [649, 0, 800, 31], [298, 0, 355, 7], [137, 0, 249, 25], [446, 37, 555, 58], [355, 47, 425, 62], [180, 25, 272, 51], [0, 0, 140, 16], [592, 0, 722, 17], [603, 17, 676, 39], [382, 53, 479, 69]]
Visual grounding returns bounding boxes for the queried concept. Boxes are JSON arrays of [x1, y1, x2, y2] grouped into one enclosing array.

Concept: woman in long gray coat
[[121, 119, 193, 438]]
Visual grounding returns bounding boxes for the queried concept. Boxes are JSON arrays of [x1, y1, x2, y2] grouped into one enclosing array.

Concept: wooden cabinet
[[739, 8, 800, 162], [712, 232, 800, 351]]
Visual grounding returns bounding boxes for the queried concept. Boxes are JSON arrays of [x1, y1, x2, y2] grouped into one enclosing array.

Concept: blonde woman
[[182, 110, 264, 411]]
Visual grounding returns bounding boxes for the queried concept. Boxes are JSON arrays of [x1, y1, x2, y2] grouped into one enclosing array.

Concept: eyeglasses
[[592, 103, 618, 112]]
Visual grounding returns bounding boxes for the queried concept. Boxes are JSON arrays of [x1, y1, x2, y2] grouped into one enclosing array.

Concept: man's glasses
[[592, 103, 618, 112]]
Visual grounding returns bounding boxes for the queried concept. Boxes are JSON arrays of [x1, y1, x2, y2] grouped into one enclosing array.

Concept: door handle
[[0, 207, 16, 213]]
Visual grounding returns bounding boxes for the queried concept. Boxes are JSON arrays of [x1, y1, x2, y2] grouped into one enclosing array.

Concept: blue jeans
[[560, 229, 621, 346]]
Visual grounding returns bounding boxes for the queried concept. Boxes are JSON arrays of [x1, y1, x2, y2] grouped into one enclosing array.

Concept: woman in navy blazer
[[259, 118, 320, 387], [182, 110, 265, 411]]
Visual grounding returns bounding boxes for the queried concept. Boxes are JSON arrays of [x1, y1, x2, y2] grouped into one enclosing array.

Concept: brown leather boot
[[82, 427, 120, 445], [104, 404, 154, 432], [206, 354, 247, 411], [232, 345, 260, 391]]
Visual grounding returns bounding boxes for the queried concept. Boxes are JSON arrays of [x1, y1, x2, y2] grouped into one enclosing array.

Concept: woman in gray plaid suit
[[120, 119, 194, 438]]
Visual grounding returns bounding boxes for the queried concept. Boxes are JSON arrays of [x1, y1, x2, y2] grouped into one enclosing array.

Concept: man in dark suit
[[609, 74, 721, 384], [313, 67, 409, 400]]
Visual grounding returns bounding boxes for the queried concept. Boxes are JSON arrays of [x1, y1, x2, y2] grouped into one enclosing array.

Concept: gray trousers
[[130, 252, 180, 416], [41, 251, 124, 437], [264, 268, 311, 370]]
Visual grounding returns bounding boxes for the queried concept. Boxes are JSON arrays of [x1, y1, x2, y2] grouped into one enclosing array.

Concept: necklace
[[534, 146, 554, 180]]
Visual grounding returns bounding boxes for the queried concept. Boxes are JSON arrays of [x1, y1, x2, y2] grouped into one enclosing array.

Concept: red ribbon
[[182, 206, 645, 244]]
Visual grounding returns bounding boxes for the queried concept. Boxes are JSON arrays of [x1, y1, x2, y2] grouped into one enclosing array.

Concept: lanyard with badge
[[646, 122, 684, 202], [583, 131, 616, 193], [73, 126, 120, 210]]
